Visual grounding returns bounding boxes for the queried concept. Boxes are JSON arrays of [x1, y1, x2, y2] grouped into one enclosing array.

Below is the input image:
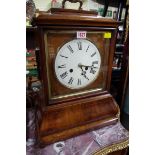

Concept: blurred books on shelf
[[26, 49, 38, 78]]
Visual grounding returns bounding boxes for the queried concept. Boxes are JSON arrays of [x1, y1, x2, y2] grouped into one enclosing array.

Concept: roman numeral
[[92, 61, 98, 65], [60, 71, 68, 79], [77, 79, 81, 85], [86, 45, 90, 52], [90, 68, 96, 74], [91, 52, 96, 57], [60, 55, 68, 58], [68, 77, 74, 85], [67, 45, 74, 53], [77, 41, 82, 50], [58, 64, 66, 68]]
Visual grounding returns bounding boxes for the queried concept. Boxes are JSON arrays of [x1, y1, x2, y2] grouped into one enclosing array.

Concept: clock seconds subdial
[[55, 39, 101, 89]]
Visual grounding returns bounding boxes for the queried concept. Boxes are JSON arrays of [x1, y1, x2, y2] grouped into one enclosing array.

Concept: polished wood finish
[[37, 93, 119, 146], [50, 8, 98, 16], [32, 10, 121, 27], [32, 8, 120, 146]]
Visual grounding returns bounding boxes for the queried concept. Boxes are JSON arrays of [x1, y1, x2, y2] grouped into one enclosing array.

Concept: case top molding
[[32, 8, 121, 28]]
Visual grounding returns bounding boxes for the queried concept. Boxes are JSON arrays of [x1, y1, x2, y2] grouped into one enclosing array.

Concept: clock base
[[36, 93, 119, 146]]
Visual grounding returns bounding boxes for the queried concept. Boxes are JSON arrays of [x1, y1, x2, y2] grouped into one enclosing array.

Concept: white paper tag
[[77, 31, 87, 39]]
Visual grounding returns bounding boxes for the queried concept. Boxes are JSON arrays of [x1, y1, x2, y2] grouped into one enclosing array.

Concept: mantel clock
[[32, 6, 121, 146]]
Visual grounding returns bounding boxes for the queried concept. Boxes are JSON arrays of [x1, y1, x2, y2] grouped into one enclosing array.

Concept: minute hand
[[78, 64, 89, 80], [78, 64, 98, 68]]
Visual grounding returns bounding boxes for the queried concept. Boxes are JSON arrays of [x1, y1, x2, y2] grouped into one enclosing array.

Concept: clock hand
[[78, 64, 89, 80], [78, 64, 98, 68], [81, 71, 89, 80]]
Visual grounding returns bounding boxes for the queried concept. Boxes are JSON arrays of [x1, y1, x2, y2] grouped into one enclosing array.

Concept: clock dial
[[55, 39, 101, 89]]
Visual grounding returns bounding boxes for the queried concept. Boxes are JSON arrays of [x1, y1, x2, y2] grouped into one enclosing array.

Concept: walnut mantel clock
[[32, 6, 121, 146]]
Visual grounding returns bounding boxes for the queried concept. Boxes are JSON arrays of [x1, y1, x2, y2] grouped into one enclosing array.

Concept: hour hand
[[78, 64, 89, 80], [78, 64, 98, 68], [81, 71, 89, 80]]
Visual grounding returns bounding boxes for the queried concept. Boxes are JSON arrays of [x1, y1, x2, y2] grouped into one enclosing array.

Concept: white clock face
[[54, 39, 101, 89]]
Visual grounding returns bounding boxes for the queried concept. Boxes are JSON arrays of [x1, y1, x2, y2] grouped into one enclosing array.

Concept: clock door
[[44, 30, 112, 104]]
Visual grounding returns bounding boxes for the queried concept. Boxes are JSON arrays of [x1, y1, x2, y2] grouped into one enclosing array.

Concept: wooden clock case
[[32, 8, 121, 146]]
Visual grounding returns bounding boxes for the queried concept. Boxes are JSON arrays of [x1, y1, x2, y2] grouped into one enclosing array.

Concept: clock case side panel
[[106, 29, 117, 91], [36, 27, 49, 107]]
